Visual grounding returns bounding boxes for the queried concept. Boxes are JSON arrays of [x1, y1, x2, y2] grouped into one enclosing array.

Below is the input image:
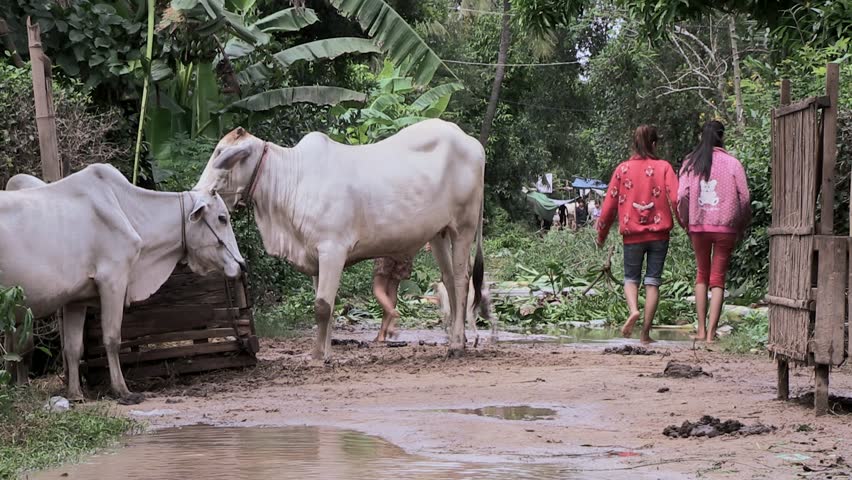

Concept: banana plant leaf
[[272, 37, 381, 68], [227, 86, 367, 111], [328, 0, 455, 85]]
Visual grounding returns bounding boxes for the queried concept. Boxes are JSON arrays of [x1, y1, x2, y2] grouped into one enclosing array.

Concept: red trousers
[[690, 232, 737, 289]]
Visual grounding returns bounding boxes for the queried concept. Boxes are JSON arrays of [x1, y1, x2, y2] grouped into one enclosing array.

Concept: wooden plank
[[85, 340, 242, 368], [773, 96, 829, 118], [86, 353, 257, 382], [767, 226, 813, 236], [814, 236, 846, 365], [815, 364, 830, 416], [86, 307, 251, 339], [777, 356, 790, 400], [765, 295, 810, 310], [26, 17, 63, 181], [86, 328, 237, 356]]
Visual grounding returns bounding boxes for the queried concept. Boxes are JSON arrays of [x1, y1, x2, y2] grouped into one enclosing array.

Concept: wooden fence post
[[821, 63, 839, 235], [776, 78, 791, 401], [27, 17, 64, 181]]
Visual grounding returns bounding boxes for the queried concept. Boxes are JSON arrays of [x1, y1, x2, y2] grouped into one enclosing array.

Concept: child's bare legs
[[373, 274, 400, 342], [694, 283, 708, 340], [621, 282, 641, 337], [706, 286, 724, 343], [640, 285, 659, 344]]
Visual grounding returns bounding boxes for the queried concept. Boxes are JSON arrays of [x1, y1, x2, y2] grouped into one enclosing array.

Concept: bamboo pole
[[131, 0, 155, 185], [27, 17, 63, 181]]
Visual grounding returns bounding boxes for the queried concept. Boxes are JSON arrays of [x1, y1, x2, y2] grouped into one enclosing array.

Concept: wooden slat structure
[[83, 265, 259, 383], [769, 63, 846, 415]]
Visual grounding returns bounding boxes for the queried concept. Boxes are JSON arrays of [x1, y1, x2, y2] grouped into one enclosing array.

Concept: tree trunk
[[478, 0, 511, 147], [728, 15, 745, 130], [0, 18, 25, 67]]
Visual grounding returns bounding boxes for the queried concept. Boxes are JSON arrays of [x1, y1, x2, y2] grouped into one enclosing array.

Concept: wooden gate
[[768, 64, 845, 415]]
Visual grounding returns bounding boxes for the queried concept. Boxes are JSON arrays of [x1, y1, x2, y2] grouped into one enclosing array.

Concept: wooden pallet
[[83, 264, 259, 383]]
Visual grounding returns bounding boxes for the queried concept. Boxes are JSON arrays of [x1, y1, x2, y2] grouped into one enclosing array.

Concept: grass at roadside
[[0, 384, 138, 479], [720, 311, 769, 354]]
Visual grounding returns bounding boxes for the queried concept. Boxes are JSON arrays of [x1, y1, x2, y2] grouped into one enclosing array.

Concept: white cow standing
[[1, 165, 245, 403], [194, 119, 485, 359]]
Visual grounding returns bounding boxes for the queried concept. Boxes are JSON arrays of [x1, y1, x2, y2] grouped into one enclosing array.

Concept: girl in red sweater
[[596, 125, 681, 343]]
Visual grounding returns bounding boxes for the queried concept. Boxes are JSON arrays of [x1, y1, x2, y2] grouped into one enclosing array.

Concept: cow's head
[[184, 191, 246, 279], [194, 127, 266, 210]]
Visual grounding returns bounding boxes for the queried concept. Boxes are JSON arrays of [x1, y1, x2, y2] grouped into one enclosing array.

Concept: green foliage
[[328, 0, 456, 85], [486, 226, 698, 332], [0, 386, 137, 478], [329, 61, 464, 144], [229, 86, 368, 112], [0, 286, 33, 384], [720, 311, 768, 354], [2, 0, 145, 90]]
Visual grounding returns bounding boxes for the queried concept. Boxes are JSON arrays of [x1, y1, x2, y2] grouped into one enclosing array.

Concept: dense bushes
[[0, 63, 131, 185]]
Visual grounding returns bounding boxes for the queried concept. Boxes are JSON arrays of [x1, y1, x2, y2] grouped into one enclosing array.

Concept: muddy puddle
[[31, 425, 682, 480], [498, 328, 693, 345], [438, 405, 557, 421]]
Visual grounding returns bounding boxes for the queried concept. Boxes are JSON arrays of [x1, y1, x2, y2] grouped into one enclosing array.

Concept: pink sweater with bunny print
[[677, 147, 750, 234]]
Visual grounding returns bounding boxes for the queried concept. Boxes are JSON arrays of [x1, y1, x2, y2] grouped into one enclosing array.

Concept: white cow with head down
[[194, 119, 485, 360], [2, 165, 244, 403]]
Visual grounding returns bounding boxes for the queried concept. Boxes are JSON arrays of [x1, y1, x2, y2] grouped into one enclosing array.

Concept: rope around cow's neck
[[241, 142, 270, 207], [179, 191, 188, 257]]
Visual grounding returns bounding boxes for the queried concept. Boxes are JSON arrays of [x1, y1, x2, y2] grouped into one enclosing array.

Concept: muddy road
[[105, 329, 851, 479]]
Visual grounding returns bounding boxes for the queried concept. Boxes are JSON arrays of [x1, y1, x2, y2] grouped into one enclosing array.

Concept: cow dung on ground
[[603, 345, 657, 356], [663, 415, 775, 438], [654, 360, 712, 378]]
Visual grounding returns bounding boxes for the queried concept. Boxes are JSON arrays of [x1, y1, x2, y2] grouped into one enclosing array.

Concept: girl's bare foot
[[621, 311, 640, 338], [692, 332, 706, 341], [706, 331, 716, 343], [640, 335, 656, 344]]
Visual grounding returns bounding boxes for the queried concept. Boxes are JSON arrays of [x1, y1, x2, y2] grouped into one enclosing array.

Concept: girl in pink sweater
[[677, 121, 751, 342]]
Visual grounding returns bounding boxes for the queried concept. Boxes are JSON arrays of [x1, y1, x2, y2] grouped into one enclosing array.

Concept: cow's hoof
[[118, 392, 145, 405], [67, 394, 86, 404]]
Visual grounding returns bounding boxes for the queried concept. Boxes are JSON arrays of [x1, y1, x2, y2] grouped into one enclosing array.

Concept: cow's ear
[[189, 198, 207, 223], [214, 143, 252, 170]]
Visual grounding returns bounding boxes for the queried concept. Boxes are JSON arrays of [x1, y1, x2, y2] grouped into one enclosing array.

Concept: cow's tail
[[472, 195, 485, 311]]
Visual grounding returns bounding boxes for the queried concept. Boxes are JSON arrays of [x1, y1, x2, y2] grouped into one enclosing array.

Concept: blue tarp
[[571, 177, 607, 190]]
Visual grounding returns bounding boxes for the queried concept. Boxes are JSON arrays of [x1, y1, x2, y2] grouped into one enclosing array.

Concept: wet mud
[[45, 328, 852, 479]]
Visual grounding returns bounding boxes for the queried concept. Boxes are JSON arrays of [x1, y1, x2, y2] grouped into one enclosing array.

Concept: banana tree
[[329, 61, 464, 145], [146, 3, 374, 174]]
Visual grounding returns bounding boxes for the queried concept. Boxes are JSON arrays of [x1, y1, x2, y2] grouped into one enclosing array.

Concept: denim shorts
[[623, 240, 669, 286]]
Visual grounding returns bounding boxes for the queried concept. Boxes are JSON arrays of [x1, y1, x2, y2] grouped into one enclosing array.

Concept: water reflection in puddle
[[499, 328, 693, 345], [31, 425, 679, 480], [439, 405, 557, 421]]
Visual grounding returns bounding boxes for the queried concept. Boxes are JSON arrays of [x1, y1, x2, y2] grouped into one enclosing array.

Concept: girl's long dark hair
[[684, 120, 725, 180], [632, 125, 659, 159]]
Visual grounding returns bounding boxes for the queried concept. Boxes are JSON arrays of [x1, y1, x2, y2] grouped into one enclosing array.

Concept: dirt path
[[121, 330, 852, 479]]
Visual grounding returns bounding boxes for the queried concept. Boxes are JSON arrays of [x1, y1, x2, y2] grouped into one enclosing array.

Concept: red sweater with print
[[597, 156, 680, 245]]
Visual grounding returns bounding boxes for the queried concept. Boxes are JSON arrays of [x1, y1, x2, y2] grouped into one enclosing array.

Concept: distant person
[[575, 198, 589, 228], [588, 199, 600, 220], [372, 255, 414, 342], [678, 120, 751, 343], [596, 125, 681, 343]]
